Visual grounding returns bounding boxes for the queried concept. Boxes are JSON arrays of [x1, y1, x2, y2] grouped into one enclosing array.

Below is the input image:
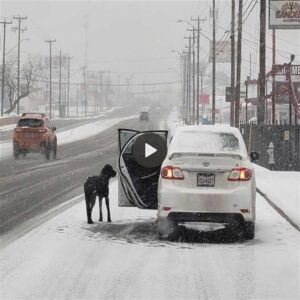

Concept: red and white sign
[[199, 94, 210, 105]]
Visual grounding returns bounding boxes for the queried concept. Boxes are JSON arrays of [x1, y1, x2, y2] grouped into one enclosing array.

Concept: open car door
[[118, 129, 168, 209]]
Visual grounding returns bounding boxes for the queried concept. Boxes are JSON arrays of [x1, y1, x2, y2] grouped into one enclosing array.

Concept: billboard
[[269, 0, 300, 29], [209, 41, 231, 63]]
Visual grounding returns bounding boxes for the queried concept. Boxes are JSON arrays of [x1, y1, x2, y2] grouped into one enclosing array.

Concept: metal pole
[[212, 0, 216, 124], [235, 0, 243, 128], [76, 83, 79, 117], [230, 0, 235, 126], [59, 50, 62, 118], [13, 16, 27, 115], [258, 0, 266, 125], [246, 77, 249, 124], [67, 57, 71, 117], [1, 20, 12, 116], [272, 29, 276, 124], [201, 72, 204, 119], [196, 18, 200, 125], [192, 28, 196, 125], [45, 39, 56, 119], [188, 37, 192, 123]]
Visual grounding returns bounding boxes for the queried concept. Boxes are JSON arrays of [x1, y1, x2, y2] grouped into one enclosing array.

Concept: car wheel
[[13, 144, 20, 159], [243, 221, 255, 240], [44, 143, 51, 160], [52, 139, 57, 160], [157, 219, 178, 241], [13, 149, 19, 159]]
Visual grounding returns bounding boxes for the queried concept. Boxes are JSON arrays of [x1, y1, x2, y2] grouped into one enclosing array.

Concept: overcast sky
[[1, 0, 300, 94]]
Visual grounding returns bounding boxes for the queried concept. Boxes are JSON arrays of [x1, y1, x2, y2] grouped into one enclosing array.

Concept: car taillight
[[14, 128, 22, 132], [228, 168, 252, 181], [161, 166, 184, 180], [37, 129, 47, 133]]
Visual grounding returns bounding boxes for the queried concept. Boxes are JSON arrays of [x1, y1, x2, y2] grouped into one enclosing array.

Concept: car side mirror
[[250, 151, 259, 162], [52, 126, 56, 131]]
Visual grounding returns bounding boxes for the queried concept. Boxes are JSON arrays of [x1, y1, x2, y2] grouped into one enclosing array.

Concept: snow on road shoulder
[[0, 114, 137, 160], [255, 164, 300, 228], [0, 180, 299, 300], [57, 114, 136, 145]]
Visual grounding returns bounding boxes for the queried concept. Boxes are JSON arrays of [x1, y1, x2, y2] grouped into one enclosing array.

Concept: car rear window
[[173, 131, 241, 154], [18, 119, 44, 127]]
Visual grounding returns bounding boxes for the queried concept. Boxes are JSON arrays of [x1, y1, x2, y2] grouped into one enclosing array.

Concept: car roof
[[169, 125, 248, 158], [20, 113, 47, 120], [175, 124, 241, 135]]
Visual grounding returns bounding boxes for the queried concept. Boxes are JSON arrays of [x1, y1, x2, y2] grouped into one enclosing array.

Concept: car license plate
[[197, 173, 215, 187], [25, 133, 33, 138]]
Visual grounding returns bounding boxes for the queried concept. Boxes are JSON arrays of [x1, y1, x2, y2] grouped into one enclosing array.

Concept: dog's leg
[[105, 196, 111, 222], [89, 194, 96, 223], [99, 196, 103, 222], [84, 190, 94, 224]]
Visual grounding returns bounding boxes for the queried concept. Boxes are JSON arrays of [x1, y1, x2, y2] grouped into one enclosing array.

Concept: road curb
[[257, 188, 300, 231]]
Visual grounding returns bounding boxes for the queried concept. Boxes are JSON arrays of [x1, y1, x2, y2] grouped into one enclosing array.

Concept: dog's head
[[101, 164, 117, 178]]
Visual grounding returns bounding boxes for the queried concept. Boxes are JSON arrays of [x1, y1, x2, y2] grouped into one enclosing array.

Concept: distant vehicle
[[13, 113, 57, 159], [157, 125, 259, 240], [139, 111, 150, 122]]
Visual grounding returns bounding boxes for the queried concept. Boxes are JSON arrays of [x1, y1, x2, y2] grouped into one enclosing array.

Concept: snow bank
[[255, 164, 300, 228]]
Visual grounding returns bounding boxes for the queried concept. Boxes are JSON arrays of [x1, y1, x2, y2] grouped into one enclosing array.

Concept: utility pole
[[184, 36, 192, 124], [66, 56, 72, 117], [98, 71, 105, 112], [230, 0, 235, 126], [13, 16, 27, 115], [258, 0, 266, 125], [235, 0, 243, 128], [212, 0, 216, 124], [192, 28, 196, 124], [58, 50, 62, 118], [81, 66, 87, 117], [0, 19, 12, 116], [272, 29, 276, 124], [45, 39, 56, 119], [76, 83, 79, 117], [191, 16, 207, 125]]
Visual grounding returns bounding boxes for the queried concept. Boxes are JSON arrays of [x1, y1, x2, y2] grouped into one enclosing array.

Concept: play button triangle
[[145, 143, 157, 158]]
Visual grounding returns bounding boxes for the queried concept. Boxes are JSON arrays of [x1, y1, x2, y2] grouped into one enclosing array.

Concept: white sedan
[[157, 125, 259, 240]]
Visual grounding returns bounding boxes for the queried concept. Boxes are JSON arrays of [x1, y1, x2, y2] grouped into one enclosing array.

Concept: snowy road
[[1, 180, 299, 300]]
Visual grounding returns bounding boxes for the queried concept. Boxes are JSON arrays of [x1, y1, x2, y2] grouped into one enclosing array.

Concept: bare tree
[[4, 55, 44, 114]]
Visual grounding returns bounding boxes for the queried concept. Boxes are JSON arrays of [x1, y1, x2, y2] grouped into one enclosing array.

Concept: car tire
[[157, 219, 178, 241], [44, 143, 51, 160], [52, 139, 57, 160], [243, 221, 255, 240], [13, 149, 19, 159], [13, 144, 20, 159]]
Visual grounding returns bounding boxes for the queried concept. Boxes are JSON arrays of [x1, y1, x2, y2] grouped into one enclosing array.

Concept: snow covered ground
[[0, 114, 137, 160], [255, 164, 300, 228], [1, 180, 299, 299]]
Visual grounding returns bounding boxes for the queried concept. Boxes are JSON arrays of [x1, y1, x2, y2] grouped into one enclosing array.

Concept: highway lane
[[0, 106, 138, 142], [0, 106, 167, 240]]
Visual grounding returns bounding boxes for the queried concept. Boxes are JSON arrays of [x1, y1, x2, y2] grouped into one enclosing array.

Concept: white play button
[[145, 143, 157, 158]]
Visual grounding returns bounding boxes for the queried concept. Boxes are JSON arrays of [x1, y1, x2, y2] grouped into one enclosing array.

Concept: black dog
[[84, 164, 117, 224]]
